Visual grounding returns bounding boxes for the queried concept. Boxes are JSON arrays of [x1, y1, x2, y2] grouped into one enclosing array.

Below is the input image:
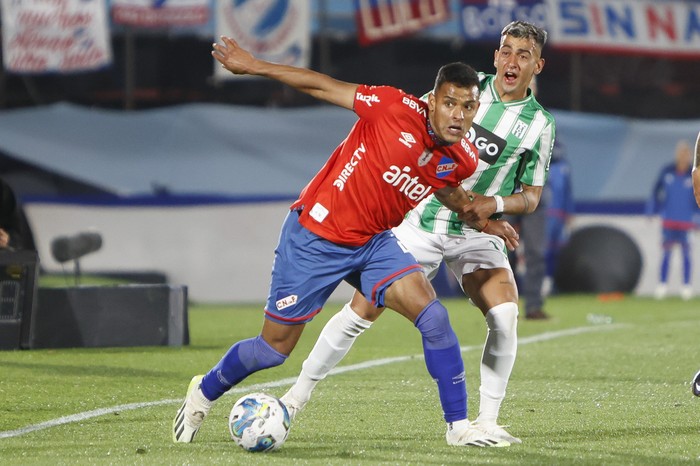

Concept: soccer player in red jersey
[[172, 36, 518, 446]]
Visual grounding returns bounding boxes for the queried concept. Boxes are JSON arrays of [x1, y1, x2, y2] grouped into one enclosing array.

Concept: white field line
[[0, 324, 625, 439]]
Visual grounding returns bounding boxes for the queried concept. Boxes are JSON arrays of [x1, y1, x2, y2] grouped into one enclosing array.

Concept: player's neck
[[426, 117, 450, 146]]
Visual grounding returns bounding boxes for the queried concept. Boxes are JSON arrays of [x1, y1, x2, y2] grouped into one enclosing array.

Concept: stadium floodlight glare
[[51, 231, 103, 263]]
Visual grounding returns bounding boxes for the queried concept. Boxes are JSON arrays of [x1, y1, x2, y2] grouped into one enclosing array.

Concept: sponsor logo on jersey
[[382, 165, 433, 202], [333, 143, 366, 191], [401, 96, 427, 117], [276, 294, 298, 311], [436, 156, 457, 178], [309, 202, 329, 223], [418, 149, 433, 166], [512, 120, 529, 138], [399, 131, 416, 148], [466, 123, 507, 165], [460, 138, 478, 163], [356, 92, 380, 107]]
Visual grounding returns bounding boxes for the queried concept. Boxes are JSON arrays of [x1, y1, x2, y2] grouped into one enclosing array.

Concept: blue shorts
[[264, 211, 422, 324], [662, 228, 689, 249]]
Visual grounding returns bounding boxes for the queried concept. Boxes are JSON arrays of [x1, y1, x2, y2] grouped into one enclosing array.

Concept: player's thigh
[[392, 221, 444, 279], [461, 267, 518, 313], [351, 229, 424, 310], [442, 232, 517, 311], [443, 231, 510, 281]]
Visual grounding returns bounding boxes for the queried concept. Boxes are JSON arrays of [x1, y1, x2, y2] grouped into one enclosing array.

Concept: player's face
[[493, 34, 544, 101], [428, 83, 480, 145]]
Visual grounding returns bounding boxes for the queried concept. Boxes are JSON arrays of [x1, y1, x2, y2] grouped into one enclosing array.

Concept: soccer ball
[[228, 392, 291, 452]]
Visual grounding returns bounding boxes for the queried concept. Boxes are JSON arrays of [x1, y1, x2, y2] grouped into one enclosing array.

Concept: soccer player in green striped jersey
[[282, 21, 555, 446]]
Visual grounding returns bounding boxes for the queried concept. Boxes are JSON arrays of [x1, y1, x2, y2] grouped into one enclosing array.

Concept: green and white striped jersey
[[406, 73, 556, 236]]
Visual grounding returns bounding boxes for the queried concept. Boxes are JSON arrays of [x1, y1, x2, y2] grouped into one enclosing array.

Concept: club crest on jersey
[[356, 92, 380, 107], [512, 120, 529, 139], [276, 294, 297, 311], [418, 149, 433, 166], [436, 156, 457, 178]]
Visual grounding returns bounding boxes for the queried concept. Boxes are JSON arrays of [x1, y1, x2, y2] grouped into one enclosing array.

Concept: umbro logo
[[399, 131, 416, 148]]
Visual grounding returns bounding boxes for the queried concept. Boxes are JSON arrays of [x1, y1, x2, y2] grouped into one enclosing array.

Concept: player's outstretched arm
[[212, 36, 358, 110]]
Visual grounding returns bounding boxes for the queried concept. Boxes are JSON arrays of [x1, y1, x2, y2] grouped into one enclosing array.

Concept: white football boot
[[446, 421, 511, 447], [279, 391, 307, 422], [471, 420, 522, 444], [172, 375, 213, 443]]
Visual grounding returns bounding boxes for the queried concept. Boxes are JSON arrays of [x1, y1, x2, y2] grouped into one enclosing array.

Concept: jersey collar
[[426, 117, 450, 147]]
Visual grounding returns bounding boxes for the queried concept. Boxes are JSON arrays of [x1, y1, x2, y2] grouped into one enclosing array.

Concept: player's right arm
[[212, 36, 358, 110]]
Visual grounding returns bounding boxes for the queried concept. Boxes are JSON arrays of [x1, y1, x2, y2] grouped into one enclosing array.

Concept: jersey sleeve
[[519, 119, 555, 187], [354, 85, 403, 120]]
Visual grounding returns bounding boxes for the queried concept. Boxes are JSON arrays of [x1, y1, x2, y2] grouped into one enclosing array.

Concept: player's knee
[[239, 335, 288, 372], [486, 302, 518, 336], [414, 300, 458, 350]]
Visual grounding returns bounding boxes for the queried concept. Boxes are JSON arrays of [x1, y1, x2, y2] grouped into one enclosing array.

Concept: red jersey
[[290, 85, 479, 246]]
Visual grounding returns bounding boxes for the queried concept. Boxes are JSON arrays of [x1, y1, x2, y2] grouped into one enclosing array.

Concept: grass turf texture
[[1, 295, 698, 465]]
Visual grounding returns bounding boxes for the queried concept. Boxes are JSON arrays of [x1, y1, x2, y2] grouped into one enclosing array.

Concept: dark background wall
[[1, 34, 698, 119]]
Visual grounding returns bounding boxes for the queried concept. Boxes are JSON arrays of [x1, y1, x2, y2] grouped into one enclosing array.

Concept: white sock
[[286, 302, 372, 404], [477, 302, 518, 424], [447, 418, 470, 432]]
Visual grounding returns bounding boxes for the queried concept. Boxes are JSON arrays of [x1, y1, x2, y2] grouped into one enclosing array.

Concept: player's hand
[[460, 190, 497, 222], [212, 36, 258, 76], [482, 220, 519, 251]]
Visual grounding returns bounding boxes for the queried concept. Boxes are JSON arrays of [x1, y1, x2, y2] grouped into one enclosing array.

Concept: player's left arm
[[464, 182, 542, 220], [693, 131, 700, 208]]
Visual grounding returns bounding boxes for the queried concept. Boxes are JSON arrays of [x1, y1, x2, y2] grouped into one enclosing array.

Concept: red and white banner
[[547, 0, 700, 57], [355, 0, 451, 46], [111, 0, 210, 27], [214, 0, 310, 80], [1, 0, 112, 74]]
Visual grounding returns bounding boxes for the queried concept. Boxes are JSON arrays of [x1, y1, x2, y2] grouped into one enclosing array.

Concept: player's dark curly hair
[[433, 62, 479, 93], [501, 20, 548, 50]]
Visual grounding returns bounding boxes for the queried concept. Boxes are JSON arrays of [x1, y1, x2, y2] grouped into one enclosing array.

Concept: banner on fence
[[111, 0, 210, 27], [1, 0, 112, 74], [214, 0, 310, 80], [355, 0, 451, 45]]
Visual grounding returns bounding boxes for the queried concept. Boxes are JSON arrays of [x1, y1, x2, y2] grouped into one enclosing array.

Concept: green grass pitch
[[1, 294, 699, 465]]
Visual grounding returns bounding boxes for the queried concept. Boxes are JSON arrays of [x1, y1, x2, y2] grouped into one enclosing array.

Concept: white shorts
[[392, 221, 512, 285]]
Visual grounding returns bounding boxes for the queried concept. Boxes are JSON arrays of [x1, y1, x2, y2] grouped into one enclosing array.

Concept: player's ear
[[534, 57, 545, 75], [427, 91, 436, 112]]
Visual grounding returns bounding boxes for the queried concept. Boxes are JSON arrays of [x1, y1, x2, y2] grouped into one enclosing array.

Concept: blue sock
[[660, 250, 671, 282], [200, 335, 287, 401], [414, 300, 467, 423], [682, 245, 691, 284]]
